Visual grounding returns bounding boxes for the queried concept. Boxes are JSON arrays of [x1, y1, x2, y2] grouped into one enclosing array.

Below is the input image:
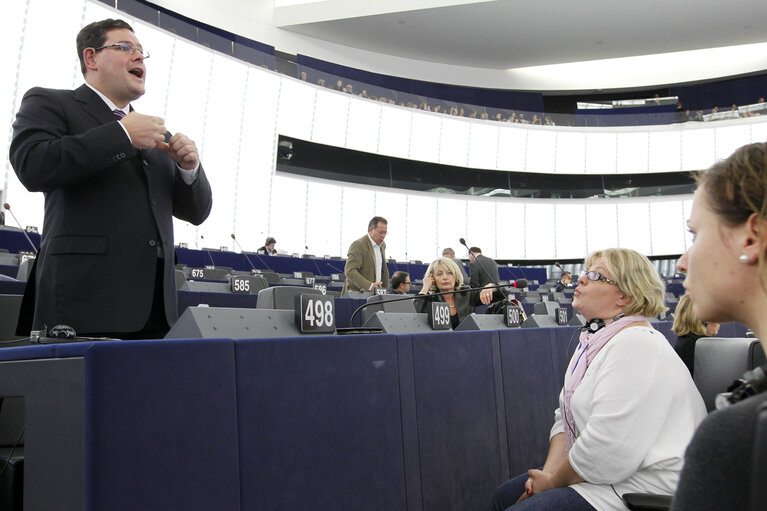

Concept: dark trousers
[[491, 472, 596, 511]]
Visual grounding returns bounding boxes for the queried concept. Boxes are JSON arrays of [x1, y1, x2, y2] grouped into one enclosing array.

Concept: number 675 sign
[[294, 294, 336, 333]]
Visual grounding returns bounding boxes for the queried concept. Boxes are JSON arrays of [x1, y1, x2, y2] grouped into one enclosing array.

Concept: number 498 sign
[[294, 294, 335, 333]]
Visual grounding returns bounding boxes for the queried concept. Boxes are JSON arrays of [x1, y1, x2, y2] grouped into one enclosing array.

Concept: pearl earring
[[739, 254, 749, 263]]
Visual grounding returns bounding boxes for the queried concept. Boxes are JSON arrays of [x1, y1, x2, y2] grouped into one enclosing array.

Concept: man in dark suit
[[389, 271, 411, 294], [468, 246, 500, 288], [341, 216, 389, 294], [9, 18, 212, 339], [442, 247, 469, 284]]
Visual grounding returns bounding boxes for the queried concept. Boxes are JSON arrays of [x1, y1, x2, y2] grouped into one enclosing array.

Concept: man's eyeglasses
[[93, 42, 150, 60], [578, 270, 617, 286]]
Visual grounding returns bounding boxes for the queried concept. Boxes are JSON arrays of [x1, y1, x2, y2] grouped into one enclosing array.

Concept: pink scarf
[[563, 315, 648, 451]]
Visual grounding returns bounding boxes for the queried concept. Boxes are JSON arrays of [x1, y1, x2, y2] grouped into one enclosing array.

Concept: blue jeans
[[491, 472, 596, 511]]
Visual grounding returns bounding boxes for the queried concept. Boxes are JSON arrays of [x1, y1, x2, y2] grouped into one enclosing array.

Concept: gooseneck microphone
[[348, 282, 515, 327], [230, 233, 258, 272], [3, 203, 38, 254], [199, 235, 216, 266], [459, 237, 507, 297]]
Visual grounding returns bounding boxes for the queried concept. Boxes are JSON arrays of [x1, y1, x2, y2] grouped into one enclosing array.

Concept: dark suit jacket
[[10, 85, 212, 335], [469, 254, 500, 288], [342, 234, 389, 293], [414, 285, 502, 326]]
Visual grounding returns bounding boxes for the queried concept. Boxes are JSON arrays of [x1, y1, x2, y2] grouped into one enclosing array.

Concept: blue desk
[[0, 327, 580, 511]]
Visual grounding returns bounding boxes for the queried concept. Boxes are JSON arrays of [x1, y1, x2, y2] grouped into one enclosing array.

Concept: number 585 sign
[[294, 294, 335, 333]]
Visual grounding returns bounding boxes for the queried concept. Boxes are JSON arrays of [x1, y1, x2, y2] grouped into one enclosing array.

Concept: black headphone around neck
[[584, 314, 625, 333], [585, 318, 606, 333]]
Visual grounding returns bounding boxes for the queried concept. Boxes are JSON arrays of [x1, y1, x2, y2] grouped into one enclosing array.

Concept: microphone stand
[[460, 238, 508, 300], [230, 234, 259, 272]]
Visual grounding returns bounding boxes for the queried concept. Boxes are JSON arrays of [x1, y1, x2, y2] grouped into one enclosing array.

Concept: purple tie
[[113, 109, 126, 119]]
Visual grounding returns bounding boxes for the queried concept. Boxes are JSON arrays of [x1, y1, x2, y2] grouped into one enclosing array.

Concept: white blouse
[[550, 326, 706, 511]]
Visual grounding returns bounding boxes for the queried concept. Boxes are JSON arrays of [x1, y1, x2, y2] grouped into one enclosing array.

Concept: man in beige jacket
[[342, 216, 389, 294]]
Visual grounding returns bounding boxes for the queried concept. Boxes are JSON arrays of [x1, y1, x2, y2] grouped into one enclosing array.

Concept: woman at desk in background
[[414, 257, 499, 328], [672, 141, 767, 511], [492, 248, 706, 511], [671, 293, 720, 376]]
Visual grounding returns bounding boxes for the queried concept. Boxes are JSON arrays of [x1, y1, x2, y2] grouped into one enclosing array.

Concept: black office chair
[[623, 338, 766, 511], [751, 400, 767, 511]]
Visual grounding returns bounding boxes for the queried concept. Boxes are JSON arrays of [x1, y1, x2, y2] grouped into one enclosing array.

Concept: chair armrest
[[622, 492, 673, 511]]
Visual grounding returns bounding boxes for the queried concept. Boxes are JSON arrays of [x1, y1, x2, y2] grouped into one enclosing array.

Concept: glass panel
[[526, 129, 556, 173], [650, 200, 686, 255], [648, 130, 682, 173], [269, 174, 307, 254], [617, 202, 651, 254], [439, 118, 470, 167], [616, 132, 649, 174], [496, 125, 527, 172], [585, 132, 617, 174], [496, 201, 526, 259], [405, 194, 438, 261], [466, 199, 499, 258], [312, 88, 350, 147], [681, 127, 716, 171], [306, 181, 343, 257], [555, 131, 586, 174], [277, 77, 316, 140], [409, 111, 442, 163], [525, 202, 556, 259], [715, 124, 751, 161], [234, 68, 281, 250], [346, 98, 382, 154], [586, 202, 618, 253], [467, 122, 500, 171], [436, 196, 468, 261], [554, 203, 587, 259], [373, 190, 407, 261], [378, 106, 412, 159]]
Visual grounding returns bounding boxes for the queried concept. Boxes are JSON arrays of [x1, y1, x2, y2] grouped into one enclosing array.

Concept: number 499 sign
[[294, 294, 335, 333]]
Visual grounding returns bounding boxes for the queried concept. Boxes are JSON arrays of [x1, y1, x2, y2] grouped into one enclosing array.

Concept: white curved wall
[[2, 0, 757, 262]]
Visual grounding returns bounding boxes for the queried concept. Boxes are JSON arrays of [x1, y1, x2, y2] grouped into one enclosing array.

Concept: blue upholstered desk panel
[[0, 264, 18, 278], [0, 227, 40, 253], [0, 280, 25, 295], [404, 330, 506, 511], [82, 339, 240, 511], [499, 327, 579, 476], [233, 334, 406, 511]]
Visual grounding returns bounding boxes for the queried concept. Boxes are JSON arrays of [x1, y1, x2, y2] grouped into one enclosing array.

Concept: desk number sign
[[429, 302, 451, 330], [190, 268, 206, 279], [230, 275, 256, 294], [556, 307, 569, 325], [295, 294, 335, 333], [313, 283, 327, 295], [505, 306, 522, 327]]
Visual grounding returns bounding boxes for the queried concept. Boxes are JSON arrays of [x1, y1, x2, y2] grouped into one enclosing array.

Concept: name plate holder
[[295, 294, 336, 333], [505, 306, 522, 327], [428, 302, 451, 330]]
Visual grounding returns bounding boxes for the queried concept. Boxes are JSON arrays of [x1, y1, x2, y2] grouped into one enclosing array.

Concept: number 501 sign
[[294, 294, 336, 333]]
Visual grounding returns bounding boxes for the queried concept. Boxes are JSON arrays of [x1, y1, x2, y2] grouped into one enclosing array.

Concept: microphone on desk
[[459, 236, 506, 296], [199, 235, 216, 266], [230, 233, 258, 272], [3, 203, 38, 254], [348, 282, 514, 327]]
